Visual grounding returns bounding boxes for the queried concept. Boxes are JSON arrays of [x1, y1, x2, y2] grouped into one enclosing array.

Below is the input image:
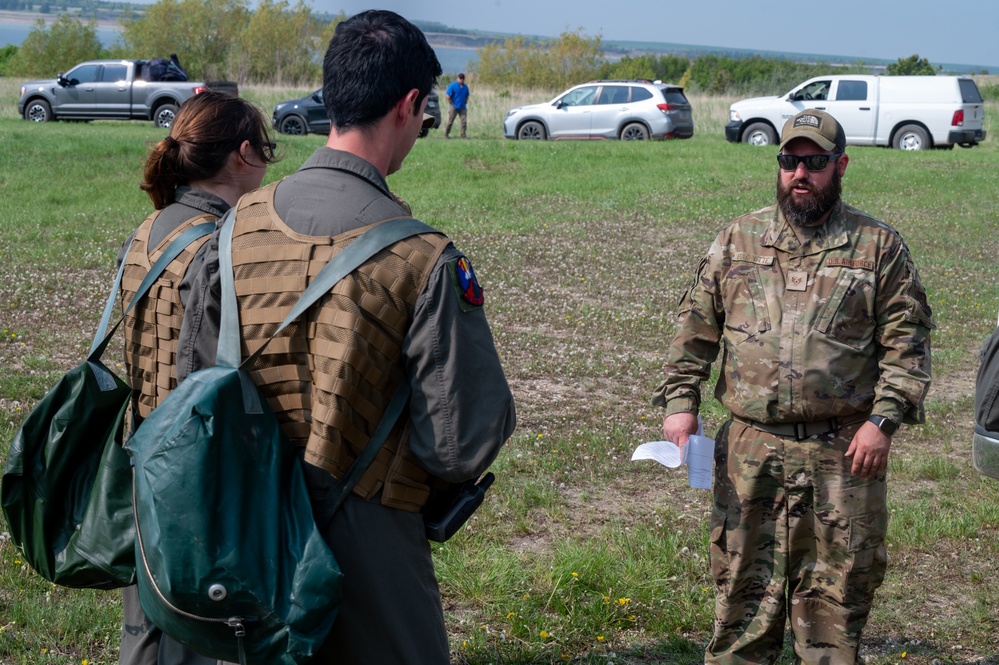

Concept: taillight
[[657, 103, 674, 113], [192, 86, 208, 95], [952, 110, 964, 126]]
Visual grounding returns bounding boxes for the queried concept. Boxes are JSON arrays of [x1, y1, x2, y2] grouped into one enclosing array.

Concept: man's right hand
[[663, 412, 699, 448]]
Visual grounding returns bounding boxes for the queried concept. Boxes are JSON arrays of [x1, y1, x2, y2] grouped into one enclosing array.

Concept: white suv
[[503, 80, 694, 141]]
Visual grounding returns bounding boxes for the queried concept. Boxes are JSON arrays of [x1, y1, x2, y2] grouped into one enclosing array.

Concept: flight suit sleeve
[[403, 245, 516, 483], [175, 230, 223, 383], [652, 239, 725, 416], [872, 234, 934, 424]]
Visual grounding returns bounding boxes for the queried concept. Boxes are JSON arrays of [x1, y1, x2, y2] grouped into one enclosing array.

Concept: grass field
[[2, 77, 999, 664]]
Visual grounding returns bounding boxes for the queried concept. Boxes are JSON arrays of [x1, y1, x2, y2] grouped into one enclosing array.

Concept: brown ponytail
[[140, 91, 278, 209]]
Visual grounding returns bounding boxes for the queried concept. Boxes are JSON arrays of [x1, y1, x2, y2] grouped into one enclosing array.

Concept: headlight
[[730, 109, 741, 122], [20, 86, 26, 97]]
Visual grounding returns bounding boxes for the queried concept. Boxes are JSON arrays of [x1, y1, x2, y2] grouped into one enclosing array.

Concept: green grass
[[2, 77, 999, 664]]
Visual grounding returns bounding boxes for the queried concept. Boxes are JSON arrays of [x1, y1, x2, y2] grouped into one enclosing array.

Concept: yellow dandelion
[[901, 653, 907, 659], [597, 635, 606, 642], [506, 612, 515, 619], [83, 660, 90, 665], [539, 630, 549, 639], [462, 641, 468, 648], [616, 597, 631, 605], [571, 572, 579, 578], [523, 593, 530, 599]]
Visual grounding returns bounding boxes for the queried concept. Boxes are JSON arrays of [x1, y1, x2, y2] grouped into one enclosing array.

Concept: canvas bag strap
[[215, 213, 436, 367], [88, 222, 215, 362]]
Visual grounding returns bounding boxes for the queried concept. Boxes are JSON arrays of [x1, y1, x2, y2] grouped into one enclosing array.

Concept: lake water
[[0, 20, 118, 47], [0, 21, 478, 74]]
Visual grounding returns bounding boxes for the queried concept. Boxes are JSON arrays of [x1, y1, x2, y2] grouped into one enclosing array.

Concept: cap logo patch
[[793, 114, 821, 129]]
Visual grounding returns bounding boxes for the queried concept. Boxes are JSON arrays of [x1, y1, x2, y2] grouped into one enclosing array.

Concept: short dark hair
[[322, 10, 442, 132], [141, 92, 277, 209]]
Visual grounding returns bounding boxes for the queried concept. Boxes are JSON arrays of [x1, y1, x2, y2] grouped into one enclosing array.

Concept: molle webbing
[[230, 184, 451, 511], [121, 212, 215, 419]]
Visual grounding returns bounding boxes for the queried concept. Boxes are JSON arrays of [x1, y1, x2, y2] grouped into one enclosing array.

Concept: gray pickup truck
[[18, 59, 238, 128]]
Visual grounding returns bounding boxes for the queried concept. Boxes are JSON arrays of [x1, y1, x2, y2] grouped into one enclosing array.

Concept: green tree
[[117, 0, 250, 79], [474, 30, 603, 90], [230, 0, 333, 85], [599, 54, 690, 83], [6, 14, 104, 77], [887, 54, 939, 76], [0, 44, 18, 75]]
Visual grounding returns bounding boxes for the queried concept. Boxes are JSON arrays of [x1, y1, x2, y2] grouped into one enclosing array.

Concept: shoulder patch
[[448, 256, 484, 311]]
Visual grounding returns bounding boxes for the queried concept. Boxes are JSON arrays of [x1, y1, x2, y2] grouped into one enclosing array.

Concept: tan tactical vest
[[229, 184, 452, 511], [121, 210, 215, 420]]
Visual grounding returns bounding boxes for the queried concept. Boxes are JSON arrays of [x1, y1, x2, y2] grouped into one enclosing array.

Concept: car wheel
[[23, 99, 52, 122], [154, 103, 179, 129], [279, 114, 308, 136], [893, 124, 929, 151], [742, 122, 777, 146], [621, 122, 650, 140], [517, 121, 546, 140]]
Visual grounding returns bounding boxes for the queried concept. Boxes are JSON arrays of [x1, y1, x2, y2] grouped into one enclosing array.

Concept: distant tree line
[[472, 31, 966, 97], [2, 12, 985, 94], [1, 0, 342, 85]]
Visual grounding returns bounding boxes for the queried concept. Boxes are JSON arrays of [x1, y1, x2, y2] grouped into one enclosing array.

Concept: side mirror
[[57, 74, 69, 86]]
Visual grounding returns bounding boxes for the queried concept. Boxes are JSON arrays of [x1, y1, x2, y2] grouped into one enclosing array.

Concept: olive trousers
[[705, 420, 888, 665]]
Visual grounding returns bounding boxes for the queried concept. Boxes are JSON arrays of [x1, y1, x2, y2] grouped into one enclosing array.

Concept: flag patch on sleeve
[[448, 256, 484, 310]]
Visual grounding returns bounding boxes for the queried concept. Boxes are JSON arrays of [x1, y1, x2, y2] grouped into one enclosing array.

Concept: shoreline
[[0, 10, 120, 30]]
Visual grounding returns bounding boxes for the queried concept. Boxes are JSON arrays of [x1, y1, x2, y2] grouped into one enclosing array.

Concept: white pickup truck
[[18, 59, 238, 128], [725, 75, 986, 151]]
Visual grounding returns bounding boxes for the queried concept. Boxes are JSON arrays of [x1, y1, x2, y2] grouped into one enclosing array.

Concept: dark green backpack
[[126, 213, 434, 665], [1, 223, 213, 588]]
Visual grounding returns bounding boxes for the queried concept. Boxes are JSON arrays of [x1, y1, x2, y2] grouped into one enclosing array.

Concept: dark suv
[[273, 88, 442, 136]]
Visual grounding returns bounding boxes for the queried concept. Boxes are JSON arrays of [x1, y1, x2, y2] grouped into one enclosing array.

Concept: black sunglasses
[[777, 153, 842, 172]]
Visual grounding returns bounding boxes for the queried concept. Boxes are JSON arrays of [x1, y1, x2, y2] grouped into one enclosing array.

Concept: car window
[[630, 87, 653, 102], [595, 86, 629, 105], [560, 86, 597, 107], [959, 79, 984, 103], [102, 64, 128, 83], [792, 80, 830, 101], [835, 80, 868, 101], [660, 89, 688, 105], [67, 64, 101, 85]]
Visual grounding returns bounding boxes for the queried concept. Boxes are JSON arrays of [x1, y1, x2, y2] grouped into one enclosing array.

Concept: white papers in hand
[[632, 417, 714, 490]]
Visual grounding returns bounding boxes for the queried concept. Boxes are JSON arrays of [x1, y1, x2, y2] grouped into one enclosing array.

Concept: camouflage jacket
[[653, 201, 934, 425]]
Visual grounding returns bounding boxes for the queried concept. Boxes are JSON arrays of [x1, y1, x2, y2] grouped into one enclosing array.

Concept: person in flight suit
[[653, 109, 934, 665], [176, 10, 515, 664]]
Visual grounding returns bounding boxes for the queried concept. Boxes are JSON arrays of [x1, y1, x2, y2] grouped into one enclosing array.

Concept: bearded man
[[652, 110, 934, 665]]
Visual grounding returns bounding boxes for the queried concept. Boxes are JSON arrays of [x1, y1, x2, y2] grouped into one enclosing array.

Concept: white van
[[725, 75, 986, 151]]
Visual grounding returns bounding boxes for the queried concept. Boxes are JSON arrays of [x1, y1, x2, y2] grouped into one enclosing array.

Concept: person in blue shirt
[[444, 73, 470, 139]]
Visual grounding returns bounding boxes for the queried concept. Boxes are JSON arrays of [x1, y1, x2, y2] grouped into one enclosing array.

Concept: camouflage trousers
[[705, 420, 888, 665]]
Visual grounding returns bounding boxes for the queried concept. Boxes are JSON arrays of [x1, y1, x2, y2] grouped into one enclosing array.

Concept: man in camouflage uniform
[[653, 110, 933, 664]]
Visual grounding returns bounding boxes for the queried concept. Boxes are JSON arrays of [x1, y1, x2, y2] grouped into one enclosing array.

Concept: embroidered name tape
[[733, 252, 775, 266], [828, 257, 874, 270]]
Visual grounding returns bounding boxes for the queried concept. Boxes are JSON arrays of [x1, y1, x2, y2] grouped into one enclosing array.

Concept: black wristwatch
[[868, 414, 899, 436]]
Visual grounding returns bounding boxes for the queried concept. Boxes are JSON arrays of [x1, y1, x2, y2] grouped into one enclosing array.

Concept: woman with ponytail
[[115, 91, 278, 665]]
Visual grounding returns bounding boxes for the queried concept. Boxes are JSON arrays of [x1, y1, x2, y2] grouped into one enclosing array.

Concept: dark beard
[[776, 169, 842, 227]]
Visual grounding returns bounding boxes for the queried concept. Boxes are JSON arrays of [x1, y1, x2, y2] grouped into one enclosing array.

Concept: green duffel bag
[[126, 213, 433, 665], [1, 222, 213, 588]]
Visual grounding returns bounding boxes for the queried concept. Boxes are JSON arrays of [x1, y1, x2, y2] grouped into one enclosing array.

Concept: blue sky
[[314, 0, 999, 68]]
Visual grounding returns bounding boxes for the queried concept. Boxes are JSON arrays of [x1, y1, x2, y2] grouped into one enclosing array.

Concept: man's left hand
[[845, 421, 892, 478]]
